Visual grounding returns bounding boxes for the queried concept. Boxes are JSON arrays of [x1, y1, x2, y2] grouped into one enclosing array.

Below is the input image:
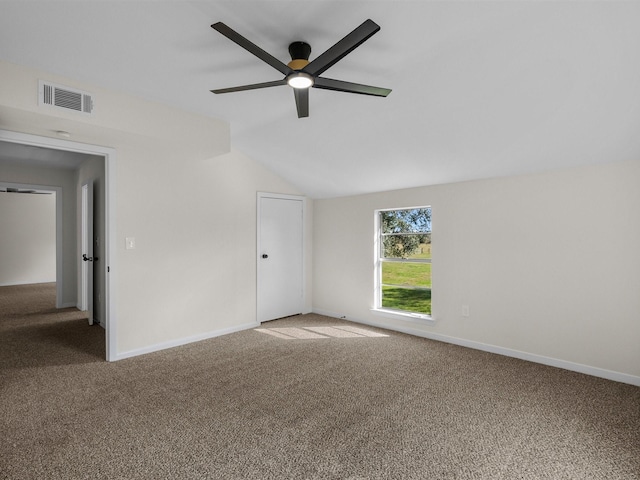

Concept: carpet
[[1, 283, 639, 479]]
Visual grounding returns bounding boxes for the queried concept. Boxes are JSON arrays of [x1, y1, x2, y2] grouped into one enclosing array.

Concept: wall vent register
[[39, 80, 94, 114]]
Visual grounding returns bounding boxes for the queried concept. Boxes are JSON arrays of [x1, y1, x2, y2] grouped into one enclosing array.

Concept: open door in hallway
[[81, 181, 94, 325]]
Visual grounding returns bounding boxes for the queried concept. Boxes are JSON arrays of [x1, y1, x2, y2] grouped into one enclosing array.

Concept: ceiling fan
[[210, 19, 392, 118]]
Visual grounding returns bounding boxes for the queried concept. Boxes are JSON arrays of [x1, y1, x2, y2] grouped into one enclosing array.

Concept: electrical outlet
[[125, 237, 136, 250], [461, 305, 470, 317]]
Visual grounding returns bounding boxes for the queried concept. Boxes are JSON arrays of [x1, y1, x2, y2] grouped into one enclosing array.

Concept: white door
[[81, 182, 94, 325], [257, 194, 304, 322]]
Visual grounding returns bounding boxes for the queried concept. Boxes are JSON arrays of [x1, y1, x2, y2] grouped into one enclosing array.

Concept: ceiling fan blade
[[211, 79, 287, 94], [303, 19, 380, 77], [212, 22, 293, 76], [313, 77, 391, 97], [293, 88, 309, 118]]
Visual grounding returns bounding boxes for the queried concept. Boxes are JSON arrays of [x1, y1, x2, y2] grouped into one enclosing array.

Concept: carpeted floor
[[1, 283, 639, 479]]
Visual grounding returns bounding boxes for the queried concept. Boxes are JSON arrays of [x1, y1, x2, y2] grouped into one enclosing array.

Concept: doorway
[[0, 182, 60, 294], [257, 192, 305, 323], [0, 129, 117, 360]]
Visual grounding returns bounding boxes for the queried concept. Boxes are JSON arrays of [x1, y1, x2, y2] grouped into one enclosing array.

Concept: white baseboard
[[113, 321, 260, 361], [0, 279, 56, 287], [313, 308, 640, 387]]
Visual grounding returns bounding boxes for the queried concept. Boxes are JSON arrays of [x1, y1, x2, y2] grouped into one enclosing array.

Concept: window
[[376, 207, 432, 317]]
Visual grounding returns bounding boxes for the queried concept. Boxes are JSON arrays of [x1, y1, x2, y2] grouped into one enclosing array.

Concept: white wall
[[313, 160, 640, 384], [0, 60, 307, 358], [0, 163, 77, 305], [0, 191, 56, 286], [115, 146, 307, 354]]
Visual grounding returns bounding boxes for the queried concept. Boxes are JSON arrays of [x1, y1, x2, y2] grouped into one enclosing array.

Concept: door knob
[[82, 254, 93, 262]]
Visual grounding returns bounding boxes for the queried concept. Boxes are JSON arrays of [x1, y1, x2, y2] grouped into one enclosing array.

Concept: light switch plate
[[125, 237, 136, 250]]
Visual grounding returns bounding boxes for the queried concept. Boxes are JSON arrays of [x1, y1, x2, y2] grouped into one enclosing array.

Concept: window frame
[[373, 206, 433, 322]]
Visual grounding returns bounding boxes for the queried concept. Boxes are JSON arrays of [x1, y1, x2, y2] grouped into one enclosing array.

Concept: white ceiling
[[1, 1, 639, 198], [0, 141, 97, 170]]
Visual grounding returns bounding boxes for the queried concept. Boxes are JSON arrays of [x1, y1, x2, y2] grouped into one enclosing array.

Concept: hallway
[[0, 282, 104, 369]]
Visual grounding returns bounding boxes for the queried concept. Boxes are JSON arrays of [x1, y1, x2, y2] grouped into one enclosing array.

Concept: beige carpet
[[1, 283, 639, 479]]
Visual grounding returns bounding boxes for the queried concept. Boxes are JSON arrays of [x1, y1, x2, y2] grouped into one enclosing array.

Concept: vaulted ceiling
[[1, 1, 639, 198]]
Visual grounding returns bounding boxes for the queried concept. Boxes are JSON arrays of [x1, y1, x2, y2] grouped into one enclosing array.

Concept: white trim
[[374, 205, 433, 317], [80, 183, 89, 312], [313, 308, 640, 387], [104, 140, 117, 362], [114, 322, 259, 361], [373, 210, 381, 309], [0, 280, 56, 287], [371, 307, 435, 324], [0, 129, 117, 362], [256, 192, 307, 323]]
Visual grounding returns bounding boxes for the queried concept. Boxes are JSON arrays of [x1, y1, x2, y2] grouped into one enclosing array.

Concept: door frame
[[0, 129, 117, 361], [256, 192, 307, 323]]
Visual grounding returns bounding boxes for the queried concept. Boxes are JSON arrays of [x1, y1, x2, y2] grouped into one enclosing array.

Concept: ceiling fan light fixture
[[210, 20, 391, 117], [287, 72, 314, 89]]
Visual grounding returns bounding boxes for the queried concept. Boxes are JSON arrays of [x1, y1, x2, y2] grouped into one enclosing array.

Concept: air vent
[[39, 80, 94, 114]]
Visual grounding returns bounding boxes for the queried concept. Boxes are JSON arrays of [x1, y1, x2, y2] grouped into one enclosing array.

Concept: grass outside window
[[381, 259, 431, 314]]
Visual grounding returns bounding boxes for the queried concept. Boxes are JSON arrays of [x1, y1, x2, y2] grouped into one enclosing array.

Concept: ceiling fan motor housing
[[287, 42, 311, 70]]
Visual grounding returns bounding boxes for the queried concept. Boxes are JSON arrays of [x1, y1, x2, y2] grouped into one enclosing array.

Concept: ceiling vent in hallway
[[39, 80, 94, 115]]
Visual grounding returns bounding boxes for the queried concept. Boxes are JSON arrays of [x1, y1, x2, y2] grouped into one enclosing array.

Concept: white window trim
[[374, 206, 433, 321], [371, 307, 435, 324]]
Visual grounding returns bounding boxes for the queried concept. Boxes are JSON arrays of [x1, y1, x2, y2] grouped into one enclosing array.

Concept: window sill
[[371, 308, 435, 325]]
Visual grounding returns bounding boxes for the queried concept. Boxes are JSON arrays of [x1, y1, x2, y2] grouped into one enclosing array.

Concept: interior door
[[81, 182, 94, 325], [257, 194, 304, 322]]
